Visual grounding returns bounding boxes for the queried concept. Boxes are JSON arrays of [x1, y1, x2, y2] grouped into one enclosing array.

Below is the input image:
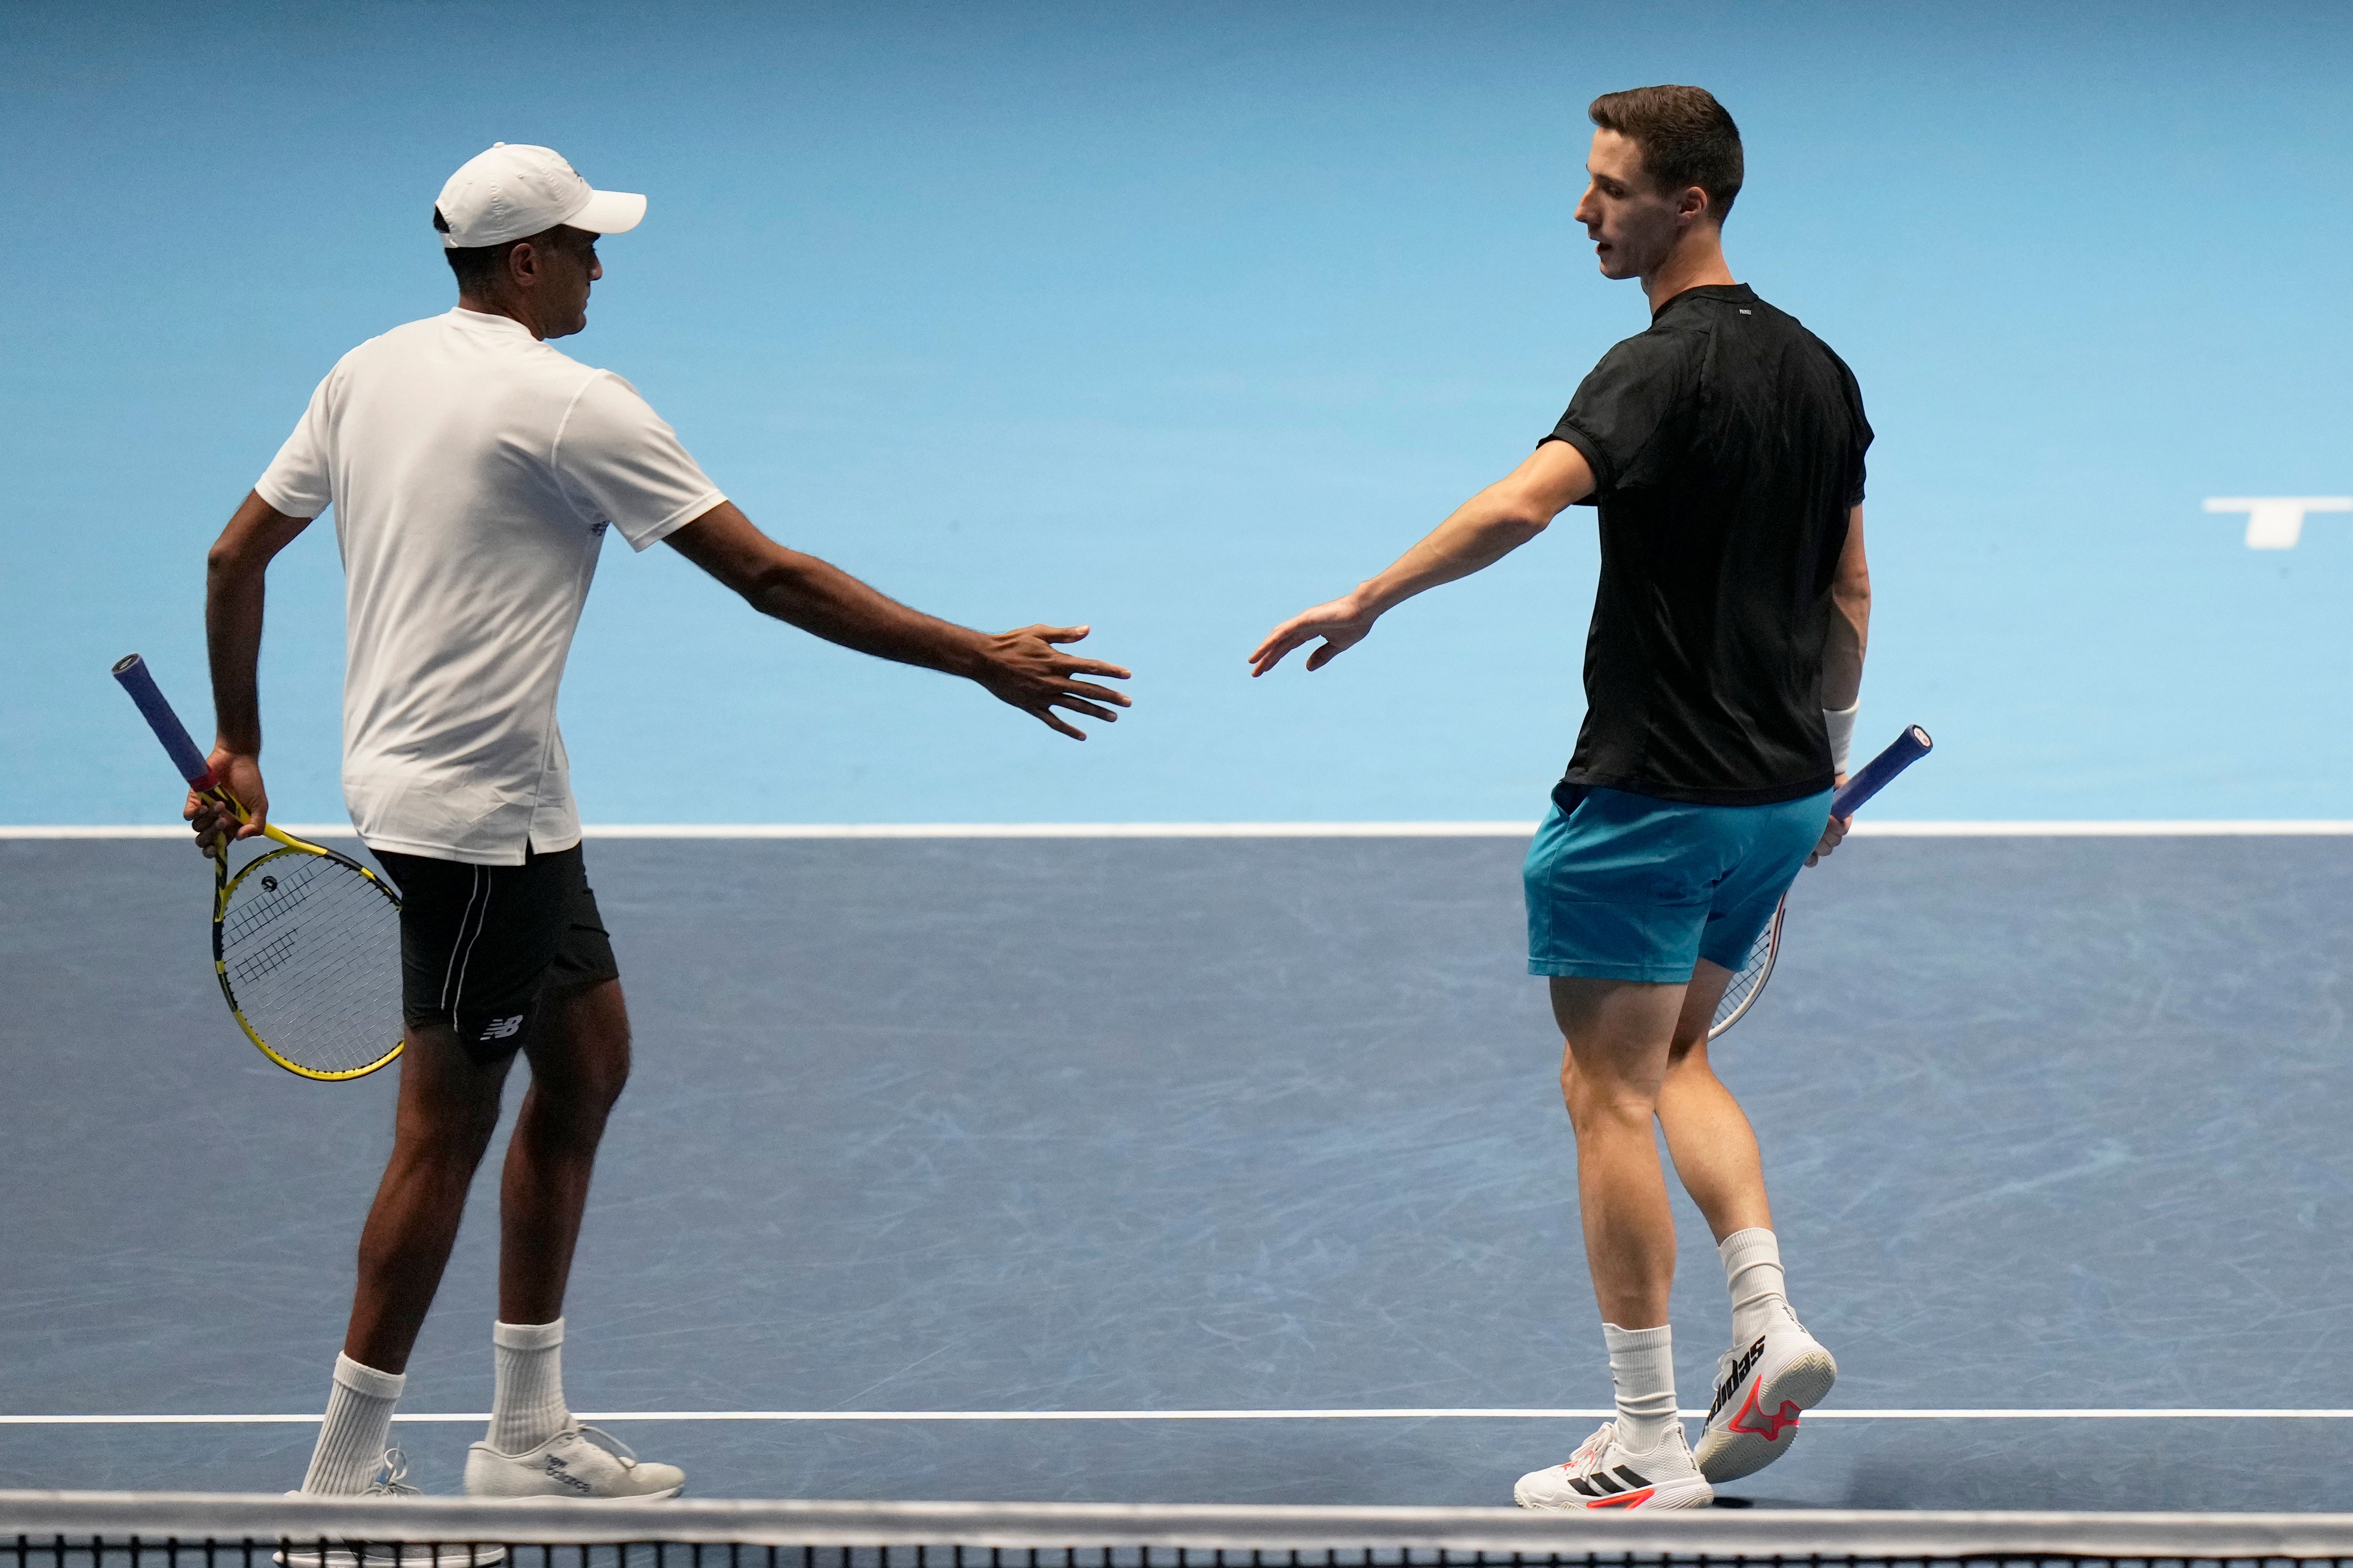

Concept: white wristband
[[1823, 699, 1859, 776]]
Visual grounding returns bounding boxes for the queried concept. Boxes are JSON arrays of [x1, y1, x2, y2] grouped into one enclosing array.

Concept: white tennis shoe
[[463, 1423, 685, 1500], [1694, 1312, 1838, 1483], [1512, 1420, 1712, 1512], [276, 1450, 507, 1568]]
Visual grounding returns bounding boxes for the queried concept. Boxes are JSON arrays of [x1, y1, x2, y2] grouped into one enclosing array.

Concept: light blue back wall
[[7, 1, 2348, 825]]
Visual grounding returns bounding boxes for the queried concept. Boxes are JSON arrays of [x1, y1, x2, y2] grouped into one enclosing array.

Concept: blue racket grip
[[112, 653, 220, 790], [1831, 724, 1933, 818]]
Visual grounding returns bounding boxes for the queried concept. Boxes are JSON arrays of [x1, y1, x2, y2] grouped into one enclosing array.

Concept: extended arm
[[1247, 439, 1596, 676], [189, 491, 314, 850], [665, 501, 1130, 739]]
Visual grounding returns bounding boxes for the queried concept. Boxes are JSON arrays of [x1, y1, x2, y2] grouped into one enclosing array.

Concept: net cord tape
[[8, 1494, 2353, 1560]]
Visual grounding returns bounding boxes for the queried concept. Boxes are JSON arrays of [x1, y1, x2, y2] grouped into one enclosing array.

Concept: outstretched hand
[[1247, 592, 1377, 677], [973, 624, 1132, 740]]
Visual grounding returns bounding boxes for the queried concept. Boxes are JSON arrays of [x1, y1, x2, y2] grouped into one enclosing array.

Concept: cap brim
[[566, 189, 646, 235]]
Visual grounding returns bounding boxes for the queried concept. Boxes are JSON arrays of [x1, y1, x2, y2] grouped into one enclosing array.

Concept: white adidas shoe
[[463, 1423, 685, 1500], [1512, 1420, 1712, 1512], [1694, 1313, 1838, 1483], [277, 1450, 507, 1568]]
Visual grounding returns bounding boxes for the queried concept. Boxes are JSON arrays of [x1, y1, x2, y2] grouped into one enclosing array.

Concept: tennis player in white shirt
[[186, 143, 1132, 1504]]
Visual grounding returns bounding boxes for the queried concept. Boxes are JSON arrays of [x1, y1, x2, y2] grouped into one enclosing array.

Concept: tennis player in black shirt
[[1251, 86, 1872, 1511]]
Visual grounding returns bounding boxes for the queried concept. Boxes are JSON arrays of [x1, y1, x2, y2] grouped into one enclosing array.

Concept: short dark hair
[[1587, 85, 1743, 222], [433, 205, 518, 291]]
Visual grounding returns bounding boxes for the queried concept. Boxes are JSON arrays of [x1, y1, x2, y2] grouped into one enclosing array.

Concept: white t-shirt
[[255, 308, 724, 865]]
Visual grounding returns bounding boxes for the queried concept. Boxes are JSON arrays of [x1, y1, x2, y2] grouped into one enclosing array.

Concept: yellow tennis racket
[[113, 654, 404, 1080]]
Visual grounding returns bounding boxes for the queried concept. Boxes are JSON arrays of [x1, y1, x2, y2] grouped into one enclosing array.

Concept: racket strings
[[227, 926, 305, 985], [1710, 921, 1778, 1033], [219, 852, 402, 1075]]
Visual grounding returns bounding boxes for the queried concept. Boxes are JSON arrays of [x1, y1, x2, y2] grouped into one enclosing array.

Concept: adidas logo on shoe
[[1513, 1421, 1712, 1513], [1557, 1463, 1660, 1509], [1694, 1320, 1838, 1484], [1708, 1334, 1767, 1421]]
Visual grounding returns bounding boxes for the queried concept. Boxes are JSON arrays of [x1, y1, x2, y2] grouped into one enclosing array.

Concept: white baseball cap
[[434, 143, 646, 249]]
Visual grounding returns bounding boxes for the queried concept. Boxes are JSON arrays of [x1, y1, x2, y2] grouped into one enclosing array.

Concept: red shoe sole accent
[[1725, 1379, 1803, 1442]]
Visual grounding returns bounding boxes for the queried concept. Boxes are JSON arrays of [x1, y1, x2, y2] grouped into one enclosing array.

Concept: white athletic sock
[[298, 1353, 404, 1495], [1720, 1227, 1792, 1346], [488, 1318, 571, 1454], [1602, 1322, 1678, 1453]]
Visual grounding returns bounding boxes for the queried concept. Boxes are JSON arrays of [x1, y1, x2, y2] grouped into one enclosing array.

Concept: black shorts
[[374, 843, 620, 1059]]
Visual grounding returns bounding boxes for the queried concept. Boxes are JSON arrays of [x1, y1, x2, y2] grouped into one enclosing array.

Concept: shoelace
[[562, 1423, 641, 1470], [366, 1450, 420, 1497], [1561, 1421, 1617, 1474]]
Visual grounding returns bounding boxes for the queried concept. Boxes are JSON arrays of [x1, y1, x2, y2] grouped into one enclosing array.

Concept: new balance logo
[[478, 1015, 524, 1041], [1709, 1335, 1767, 1420], [543, 1454, 591, 1495]]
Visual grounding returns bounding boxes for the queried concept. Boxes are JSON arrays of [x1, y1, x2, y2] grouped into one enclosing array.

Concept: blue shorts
[[1523, 782, 1833, 982]]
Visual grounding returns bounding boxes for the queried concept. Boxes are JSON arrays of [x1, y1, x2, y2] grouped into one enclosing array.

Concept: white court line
[[6, 822, 2353, 840], [5, 1408, 2351, 1425], [0, 826, 365, 839]]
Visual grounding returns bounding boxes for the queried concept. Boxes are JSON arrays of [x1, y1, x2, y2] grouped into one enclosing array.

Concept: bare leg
[[344, 1025, 515, 1372], [1654, 959, 1773, 1243], [498, 977, 631, 1324], [1552, 976, 1687, 1329]]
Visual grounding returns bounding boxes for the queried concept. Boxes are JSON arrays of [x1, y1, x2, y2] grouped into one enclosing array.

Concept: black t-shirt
[[1542, 283, 1871, 806]]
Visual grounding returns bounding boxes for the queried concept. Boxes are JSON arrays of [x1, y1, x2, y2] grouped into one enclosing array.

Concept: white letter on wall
[[2204, 496, 2353, 549]]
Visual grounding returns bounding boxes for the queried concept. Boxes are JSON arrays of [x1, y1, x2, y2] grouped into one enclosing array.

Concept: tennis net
[[10, 1494, 2353, 1568]]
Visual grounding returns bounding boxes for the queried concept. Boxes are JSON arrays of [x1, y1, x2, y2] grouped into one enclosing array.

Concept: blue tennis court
[[5, 829, 2348, 1510], [7, 0, 2353, 1544]]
